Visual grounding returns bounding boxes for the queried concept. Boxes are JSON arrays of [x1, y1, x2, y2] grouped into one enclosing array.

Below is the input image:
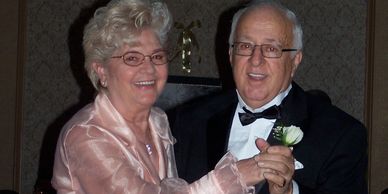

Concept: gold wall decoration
[[171, 20, 201, 73]]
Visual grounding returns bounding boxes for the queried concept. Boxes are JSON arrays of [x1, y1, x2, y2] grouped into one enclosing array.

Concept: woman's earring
[[101, 80, 107, 87]]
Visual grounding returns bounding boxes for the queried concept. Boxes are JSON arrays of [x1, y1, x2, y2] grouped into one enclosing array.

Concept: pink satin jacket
[[52, 92, 252, 194]]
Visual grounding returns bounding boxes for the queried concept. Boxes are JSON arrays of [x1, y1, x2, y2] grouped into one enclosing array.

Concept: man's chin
[[244, 96, 270, 108]]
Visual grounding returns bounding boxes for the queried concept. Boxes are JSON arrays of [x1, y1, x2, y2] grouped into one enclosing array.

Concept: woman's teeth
[[136, 80, 155, 86]]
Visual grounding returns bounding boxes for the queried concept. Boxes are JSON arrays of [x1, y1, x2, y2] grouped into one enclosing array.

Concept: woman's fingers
[[263, 172, 285, 187], [255, 153, 294, 173]]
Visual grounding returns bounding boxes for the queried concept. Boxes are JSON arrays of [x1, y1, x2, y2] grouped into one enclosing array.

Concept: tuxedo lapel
[[281, 83, 309, 125], [258, 83, 311, 194], [206, 102, 237, 169], [277, 83, 309, 135], [266, 122, 283, 146], [265, 84, 308, 146]]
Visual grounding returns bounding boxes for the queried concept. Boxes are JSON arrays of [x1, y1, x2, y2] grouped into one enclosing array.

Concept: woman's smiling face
[[95, 28, 168, 111]]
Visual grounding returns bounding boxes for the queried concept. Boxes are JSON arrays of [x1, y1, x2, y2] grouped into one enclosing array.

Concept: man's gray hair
[[228, 0, 303, 50]]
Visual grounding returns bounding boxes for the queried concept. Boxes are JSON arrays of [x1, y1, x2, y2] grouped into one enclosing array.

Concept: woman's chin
[[137, 95, 159, 107]]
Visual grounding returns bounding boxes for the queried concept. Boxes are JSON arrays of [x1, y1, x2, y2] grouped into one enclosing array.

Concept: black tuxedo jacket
[[168, 82, 368, 194]]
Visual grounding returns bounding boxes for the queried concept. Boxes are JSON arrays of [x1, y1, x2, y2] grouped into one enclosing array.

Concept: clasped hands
[[237, 138, 294, 194]]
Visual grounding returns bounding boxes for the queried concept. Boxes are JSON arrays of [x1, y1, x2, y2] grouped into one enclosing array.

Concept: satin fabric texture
[[52, 92, 253, 194]]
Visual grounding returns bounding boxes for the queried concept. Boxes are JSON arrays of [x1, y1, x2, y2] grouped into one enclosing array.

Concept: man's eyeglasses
[[111, 50, 168, 66], [232, 42, 297, 58]]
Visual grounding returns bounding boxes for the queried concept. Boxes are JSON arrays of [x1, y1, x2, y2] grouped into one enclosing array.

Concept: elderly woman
[[52, 0, 288, 193]]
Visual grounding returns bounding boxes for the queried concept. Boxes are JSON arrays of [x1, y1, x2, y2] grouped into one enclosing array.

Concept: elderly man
[[169, 0, 368, 194]]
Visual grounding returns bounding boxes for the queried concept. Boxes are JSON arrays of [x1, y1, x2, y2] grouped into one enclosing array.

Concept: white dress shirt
[[227, 85, 299, 193], [228, 85, 291, 159]]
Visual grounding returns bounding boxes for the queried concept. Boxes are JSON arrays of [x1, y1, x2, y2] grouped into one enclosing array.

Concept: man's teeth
[[136, 80, 155, 86], [248, 73, 265, 78]]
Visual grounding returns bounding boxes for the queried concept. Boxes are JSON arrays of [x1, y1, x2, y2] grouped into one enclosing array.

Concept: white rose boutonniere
[[273, 125, 303, 147]]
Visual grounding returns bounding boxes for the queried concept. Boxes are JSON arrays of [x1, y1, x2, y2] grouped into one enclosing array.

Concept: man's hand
[[236, 155, 277, 186], [255, 138, 294, 194]]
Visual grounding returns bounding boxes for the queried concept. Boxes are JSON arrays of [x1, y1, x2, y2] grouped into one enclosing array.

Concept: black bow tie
[[238, 105, 281, 126]]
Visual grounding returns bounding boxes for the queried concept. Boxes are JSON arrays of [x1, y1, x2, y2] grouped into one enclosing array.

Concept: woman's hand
[[236, 156, 274, 186]]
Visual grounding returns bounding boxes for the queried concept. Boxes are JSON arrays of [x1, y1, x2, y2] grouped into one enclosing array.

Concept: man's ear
[[92, 62, 107, 83], [291, 51, 303, 77], [229, 47, 234, 67]]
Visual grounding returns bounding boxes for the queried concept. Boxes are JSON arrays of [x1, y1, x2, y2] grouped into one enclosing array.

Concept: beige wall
[[367, 0, 388, 193], [0, 0, 23, 192]]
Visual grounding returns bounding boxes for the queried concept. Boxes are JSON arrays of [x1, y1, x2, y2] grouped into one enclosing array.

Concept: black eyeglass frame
[[232, 42, 298, 58]]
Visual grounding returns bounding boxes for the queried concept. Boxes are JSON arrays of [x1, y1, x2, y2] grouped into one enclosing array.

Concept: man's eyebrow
[[261, 38, 282, 46]]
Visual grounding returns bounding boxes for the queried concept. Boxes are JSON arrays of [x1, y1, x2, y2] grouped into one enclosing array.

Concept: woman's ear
[[92, 62, 107, 86]]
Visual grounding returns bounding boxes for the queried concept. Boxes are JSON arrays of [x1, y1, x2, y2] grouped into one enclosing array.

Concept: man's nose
[[249, 46, 264, 66]]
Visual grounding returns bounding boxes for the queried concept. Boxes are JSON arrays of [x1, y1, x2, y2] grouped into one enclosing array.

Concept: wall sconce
[[171, 20, 201, 73]]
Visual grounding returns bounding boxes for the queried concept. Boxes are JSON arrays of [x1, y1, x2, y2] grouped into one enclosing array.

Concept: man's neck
[[236, 84, 292, 112]]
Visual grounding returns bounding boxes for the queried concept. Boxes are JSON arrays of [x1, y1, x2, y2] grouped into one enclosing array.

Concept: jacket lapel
[[259, 83, 310, 194], [268, 83, 309, 146], [206, 102, 237, 169]]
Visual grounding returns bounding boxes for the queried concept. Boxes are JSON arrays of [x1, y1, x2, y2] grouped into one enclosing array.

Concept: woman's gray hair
[[83, 0, 172, 89], [228, 0, 303, 51]]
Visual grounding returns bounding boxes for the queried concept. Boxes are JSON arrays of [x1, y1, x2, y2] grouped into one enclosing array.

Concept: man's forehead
[[236, 7, 293, 46]]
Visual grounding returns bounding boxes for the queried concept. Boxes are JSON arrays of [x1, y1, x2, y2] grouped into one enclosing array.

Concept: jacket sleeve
[[297, 117, 368, 194], [313, 121, 368, 194]]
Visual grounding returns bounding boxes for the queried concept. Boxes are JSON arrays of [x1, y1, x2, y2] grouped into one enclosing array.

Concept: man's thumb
[[256, 138, 270, 153]]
